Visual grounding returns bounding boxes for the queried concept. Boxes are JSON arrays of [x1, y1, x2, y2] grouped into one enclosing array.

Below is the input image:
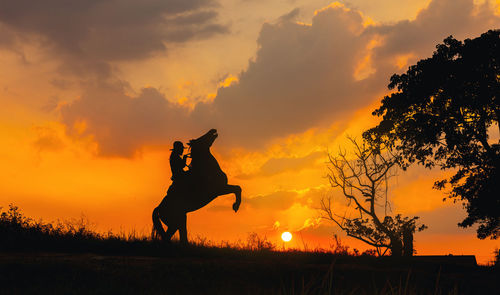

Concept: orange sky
[[0, 0, 499, 264]]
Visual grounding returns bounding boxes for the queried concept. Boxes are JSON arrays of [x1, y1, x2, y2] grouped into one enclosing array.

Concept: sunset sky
[[1, 0, 499, 263]]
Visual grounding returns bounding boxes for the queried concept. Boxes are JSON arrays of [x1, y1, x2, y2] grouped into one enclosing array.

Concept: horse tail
[[151, 206, 166, 240]]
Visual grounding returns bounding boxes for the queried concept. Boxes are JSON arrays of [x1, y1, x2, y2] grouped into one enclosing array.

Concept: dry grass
[[1, 204, 498, 294]]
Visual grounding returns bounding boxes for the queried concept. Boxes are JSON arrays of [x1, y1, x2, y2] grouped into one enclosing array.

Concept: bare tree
[[320, 137, 426, 256]]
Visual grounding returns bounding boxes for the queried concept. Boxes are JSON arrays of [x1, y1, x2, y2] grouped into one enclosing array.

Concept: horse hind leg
[[160, 213, 186, 244], [178, 214, 188, 245], [160, 214, 181, 243], [152, 207, 167, 240], [152, 207, 178, 243], [164, 226, 177, 242]]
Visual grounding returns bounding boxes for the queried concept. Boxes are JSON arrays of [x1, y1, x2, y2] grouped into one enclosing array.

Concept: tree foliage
[[321, 138, 426, 256], [364, 30, 500, 239]]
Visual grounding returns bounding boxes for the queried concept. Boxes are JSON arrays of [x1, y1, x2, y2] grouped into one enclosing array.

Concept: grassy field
[[1, 205, 498, 294]]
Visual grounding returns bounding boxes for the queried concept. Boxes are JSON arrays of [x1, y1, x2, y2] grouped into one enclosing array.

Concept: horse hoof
[[232, 202, 240, 212]]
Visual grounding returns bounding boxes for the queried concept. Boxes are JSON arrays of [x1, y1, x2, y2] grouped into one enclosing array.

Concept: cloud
[[370, 0, 498, 63], [193, 3, 376, 148], [0, 0, 228, 74], [245, 185, 331, 213], [58, 0, 500, 157], [246, 190, 299, 211], [416, 204, 470, 235], [202, 0, 499, 149], [32, 126, 65, 153], [237, 151, 324, 179], [391, 166, 451, 214], [0, 23, 15, 48], [60, 80, 192, 157]]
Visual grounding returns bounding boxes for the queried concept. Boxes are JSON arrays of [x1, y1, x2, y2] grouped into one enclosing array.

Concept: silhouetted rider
[[170, 141, 189, 184]]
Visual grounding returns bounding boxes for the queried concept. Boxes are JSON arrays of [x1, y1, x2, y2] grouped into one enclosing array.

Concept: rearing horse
[[152, 129, 242, 243]]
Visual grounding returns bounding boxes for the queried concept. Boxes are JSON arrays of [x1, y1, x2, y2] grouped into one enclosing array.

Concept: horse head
[[187, 129, 218, 158]]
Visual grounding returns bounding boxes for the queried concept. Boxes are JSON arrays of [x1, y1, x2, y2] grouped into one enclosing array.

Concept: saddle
[[167, 171, 191, 195]]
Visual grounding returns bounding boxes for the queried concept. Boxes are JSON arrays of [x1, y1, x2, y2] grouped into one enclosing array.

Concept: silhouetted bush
[[0, 204, 150, 254], [494, 248, 500, 267], [0, 204, 338, 260], [246, 232, 275, 251]]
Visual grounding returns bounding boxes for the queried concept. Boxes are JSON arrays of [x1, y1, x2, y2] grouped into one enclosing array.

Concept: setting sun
[[281, 231, 292, 242]]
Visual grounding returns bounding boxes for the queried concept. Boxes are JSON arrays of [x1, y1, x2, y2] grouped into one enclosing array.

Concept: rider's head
[[171, 141, 185, 154]]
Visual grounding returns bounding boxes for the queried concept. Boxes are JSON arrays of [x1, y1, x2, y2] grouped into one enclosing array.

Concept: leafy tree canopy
[[364, 30, 500, 239]]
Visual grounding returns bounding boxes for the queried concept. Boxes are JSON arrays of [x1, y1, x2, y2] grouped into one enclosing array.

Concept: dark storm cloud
[[0, 0, 228, 62]]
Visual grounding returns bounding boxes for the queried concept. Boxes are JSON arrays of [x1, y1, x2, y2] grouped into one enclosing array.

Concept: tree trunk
[[403, 230, 414, 257], [389, 237, 403, 257]]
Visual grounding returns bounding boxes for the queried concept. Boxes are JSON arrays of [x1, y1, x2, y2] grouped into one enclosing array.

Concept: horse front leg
[[223, 184, 241, 212]]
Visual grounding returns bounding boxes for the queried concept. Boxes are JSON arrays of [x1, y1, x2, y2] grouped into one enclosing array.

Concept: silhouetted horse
[[152, 129, 241, 243]]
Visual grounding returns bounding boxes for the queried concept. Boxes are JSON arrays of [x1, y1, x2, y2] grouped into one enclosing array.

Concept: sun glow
[[281, 231, 292, 242]]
